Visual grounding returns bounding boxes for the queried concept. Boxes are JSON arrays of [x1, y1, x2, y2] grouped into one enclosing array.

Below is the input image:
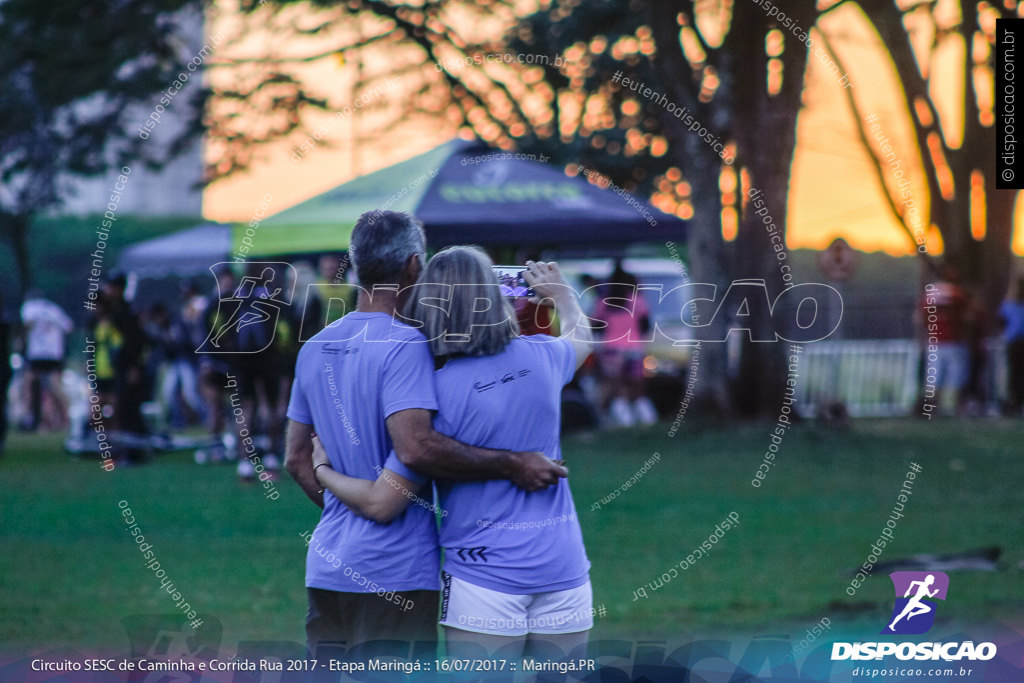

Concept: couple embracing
[[283, 210, 594, 662]]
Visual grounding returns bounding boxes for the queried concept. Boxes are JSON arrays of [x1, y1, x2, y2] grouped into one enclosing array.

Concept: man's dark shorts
[[306, 587, 439, 658], [28, 359, 63, 373]]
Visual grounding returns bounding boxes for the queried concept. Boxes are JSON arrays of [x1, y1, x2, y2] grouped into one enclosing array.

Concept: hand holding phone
[[522, 260, 571, 306]]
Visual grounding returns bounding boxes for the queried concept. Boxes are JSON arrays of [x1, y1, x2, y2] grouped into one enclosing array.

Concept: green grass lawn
[[1, 418, 1021, 655]]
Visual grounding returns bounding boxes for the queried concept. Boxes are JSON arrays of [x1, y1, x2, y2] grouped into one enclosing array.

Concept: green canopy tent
[[234, 139, 688, 258], [234, 142, 454, 259]]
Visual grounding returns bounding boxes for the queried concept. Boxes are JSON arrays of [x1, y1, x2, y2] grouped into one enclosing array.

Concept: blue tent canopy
[[240, 139, 688, 256], [417, 140, 688, 246], [117, 223, 230, 278]]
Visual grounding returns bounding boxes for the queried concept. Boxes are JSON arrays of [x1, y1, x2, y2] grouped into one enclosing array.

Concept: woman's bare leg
[[444, 625, 525, 659], [444, 626, 523, 682], [525, 630, 588, 661]]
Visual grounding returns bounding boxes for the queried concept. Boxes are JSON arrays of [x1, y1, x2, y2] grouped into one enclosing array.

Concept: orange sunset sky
[[202, 1, 1024, 257]]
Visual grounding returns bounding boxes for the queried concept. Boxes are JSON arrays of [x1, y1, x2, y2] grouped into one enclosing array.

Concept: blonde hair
[[401, 246, 519, 358]]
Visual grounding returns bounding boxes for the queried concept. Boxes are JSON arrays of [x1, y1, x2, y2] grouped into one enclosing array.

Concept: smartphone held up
[[492, 265, 535, 298]]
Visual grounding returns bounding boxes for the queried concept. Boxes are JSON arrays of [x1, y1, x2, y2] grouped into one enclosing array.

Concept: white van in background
[[552, 257, 695, 427], [555, 257, 696, 376]]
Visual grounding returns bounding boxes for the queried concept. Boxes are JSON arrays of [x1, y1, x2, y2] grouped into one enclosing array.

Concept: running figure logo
[[882, 571, 949, 635], [198, 262, 295, 354]]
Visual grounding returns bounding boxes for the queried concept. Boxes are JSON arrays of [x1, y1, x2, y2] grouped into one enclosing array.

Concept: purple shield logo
[[881, 571, 949, 635]]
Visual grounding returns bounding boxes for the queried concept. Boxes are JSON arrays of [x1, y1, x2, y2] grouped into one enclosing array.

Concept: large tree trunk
[[648, 4, 732, 415], [647, 2, 817, 416], [684, 155, 733, 415], [982, 179, 1017, 314], [727, 2, 815, 416]]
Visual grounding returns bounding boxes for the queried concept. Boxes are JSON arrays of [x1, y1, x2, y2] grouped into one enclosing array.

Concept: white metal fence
[[793, 338, 1008, 417]]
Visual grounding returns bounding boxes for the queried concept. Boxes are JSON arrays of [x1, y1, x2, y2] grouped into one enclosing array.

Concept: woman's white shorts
[[439, 572, 593, 637]]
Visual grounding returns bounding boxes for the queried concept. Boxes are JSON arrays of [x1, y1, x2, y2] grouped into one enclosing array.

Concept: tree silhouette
[[840, 0, 1015, 312], [0, 0, 208, 297], [208, 0, 840, 415]]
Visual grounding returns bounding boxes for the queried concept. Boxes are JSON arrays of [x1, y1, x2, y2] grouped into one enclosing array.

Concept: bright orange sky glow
[[203, 2, 1024, 258]]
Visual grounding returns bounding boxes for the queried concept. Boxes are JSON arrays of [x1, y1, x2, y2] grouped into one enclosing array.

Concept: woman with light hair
[[311, 245, 594, 660]]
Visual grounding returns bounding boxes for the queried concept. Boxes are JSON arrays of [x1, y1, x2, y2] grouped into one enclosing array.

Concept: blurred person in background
[[0, 292, 14, 454], [963, 285, 993, 415], [140, 303, 166, 409], [999, 276, 1024, 415], [197, 267, 236, 462], [104, 275, 148, 439], [919, 265, 974, 416], [275, 265, 303, 426], [180, 280, 210, 419], [150, 300, 205, 428], [301, 253, 351, 336], [232, 262, 288, 478], [592, 261, 657, 427], [20, 288, 72, 431], [181, 280, 209, 345], [87, 292, 120, 446]]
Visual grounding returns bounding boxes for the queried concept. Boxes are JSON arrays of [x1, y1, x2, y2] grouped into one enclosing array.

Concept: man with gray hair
[[285, 210, 567, 655]]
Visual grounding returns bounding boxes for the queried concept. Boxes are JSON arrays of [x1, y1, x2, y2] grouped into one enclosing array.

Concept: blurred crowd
[[7, 253, 1022, 464], [6, 261, 326, 472], [1, 254, 667, 468], [577, 262, 659, 428], [917, 265, 1024, 417]]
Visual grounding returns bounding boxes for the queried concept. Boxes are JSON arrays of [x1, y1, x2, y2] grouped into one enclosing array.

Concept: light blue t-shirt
[[433, 335, 590, 594], [287, 312, 441, 593], [1001, 301, 1024, 342]]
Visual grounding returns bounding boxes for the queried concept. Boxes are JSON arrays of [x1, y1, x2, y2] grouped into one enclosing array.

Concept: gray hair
[[349, 211, 426, 287], [402, 246, 519, 358]]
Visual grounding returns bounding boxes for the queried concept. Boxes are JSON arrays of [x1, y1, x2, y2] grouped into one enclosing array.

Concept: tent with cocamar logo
[[115, 139, 689, 275], [231, 138, 689, 258]]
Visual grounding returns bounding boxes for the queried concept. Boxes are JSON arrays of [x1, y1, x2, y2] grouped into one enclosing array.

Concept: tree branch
[[818, 31, 934, 270]]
